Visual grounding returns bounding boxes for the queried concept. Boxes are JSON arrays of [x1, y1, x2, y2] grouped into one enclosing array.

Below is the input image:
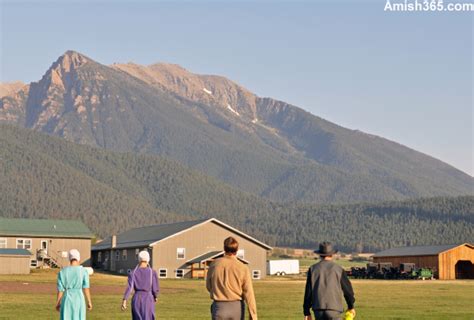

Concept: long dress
[[123, 266, 159, 320], [57, 265, 90, 320]]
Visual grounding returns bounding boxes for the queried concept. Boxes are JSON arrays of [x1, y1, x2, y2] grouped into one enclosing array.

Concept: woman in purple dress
[[121, 251, 159, 320]]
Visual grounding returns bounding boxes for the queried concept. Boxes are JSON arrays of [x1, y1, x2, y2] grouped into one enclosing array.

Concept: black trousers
[[211, 301, 245, 320], [314, 309, 342, 320]]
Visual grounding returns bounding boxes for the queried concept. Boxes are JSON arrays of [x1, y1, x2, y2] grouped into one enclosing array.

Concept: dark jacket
[[303, 260, 355, 315]]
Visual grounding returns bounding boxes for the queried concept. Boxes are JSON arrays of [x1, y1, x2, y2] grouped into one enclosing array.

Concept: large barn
[[91, 218, 272, 279], [0, 218, 93, 273], [373, 243, 474, 280]]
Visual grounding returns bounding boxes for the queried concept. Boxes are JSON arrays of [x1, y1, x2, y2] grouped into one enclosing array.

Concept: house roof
[[0, 248, 32, 256], [92, 218, 272, 251], [187, 251, 249, 265], [373, 244, 471, 258], [0, 218, 93, 239], [186, 251, 224, 264]]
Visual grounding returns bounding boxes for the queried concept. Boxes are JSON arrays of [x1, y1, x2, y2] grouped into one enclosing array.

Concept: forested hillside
[[275, 197, 474, 252], [1, 125, 472, 251]]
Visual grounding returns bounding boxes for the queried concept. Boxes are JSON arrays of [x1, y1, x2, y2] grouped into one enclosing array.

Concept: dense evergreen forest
[[0, 125, 472, 252]]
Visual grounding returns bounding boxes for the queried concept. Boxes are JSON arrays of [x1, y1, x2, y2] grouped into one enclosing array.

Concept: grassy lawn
[[0, 270, 473, 319]]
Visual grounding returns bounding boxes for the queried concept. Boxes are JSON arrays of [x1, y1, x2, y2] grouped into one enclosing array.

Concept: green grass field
[[0, 270, 473, 319]]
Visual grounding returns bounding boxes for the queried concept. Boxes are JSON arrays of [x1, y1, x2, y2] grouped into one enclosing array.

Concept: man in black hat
[[303, 242, 355, 320]]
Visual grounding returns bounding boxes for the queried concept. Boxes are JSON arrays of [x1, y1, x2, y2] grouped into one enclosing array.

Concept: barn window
[[159, 268, 167, 278], [175, 269, 184, 278], [115, 251, 120, 261], [98, 252, 102, 262], [135, 249, 140, 260], [16, 239, 32, 250], [252, 270, 261, 280], [177, 248, 185, 259], [122, 249, 127, 261], [0, 238, 6, 248], [237, 249, 245, 260]]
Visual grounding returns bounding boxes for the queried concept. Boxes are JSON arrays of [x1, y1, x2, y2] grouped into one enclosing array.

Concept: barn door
[[455, 260, 474, 279]]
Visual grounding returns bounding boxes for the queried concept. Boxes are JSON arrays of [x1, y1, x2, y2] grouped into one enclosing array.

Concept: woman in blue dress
[[56, 249, 93, 320], [122, 250, 159, 320]]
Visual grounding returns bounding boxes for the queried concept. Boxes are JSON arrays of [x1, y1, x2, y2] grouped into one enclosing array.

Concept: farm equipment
[[350, 262, 435, 280], [399, 263, 415, 279], [411, 268, 434, 280]]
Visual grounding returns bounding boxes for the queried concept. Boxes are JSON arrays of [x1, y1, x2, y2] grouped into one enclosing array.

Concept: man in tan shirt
[[206, 237, 257, 320]]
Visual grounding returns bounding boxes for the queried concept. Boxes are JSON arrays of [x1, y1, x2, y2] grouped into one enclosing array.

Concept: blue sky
[[1, 0, 472, 175]]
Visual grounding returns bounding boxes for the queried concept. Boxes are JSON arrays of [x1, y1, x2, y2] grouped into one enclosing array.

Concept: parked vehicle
[[349, 262, 435, 280], [267, 259, 300, 276]]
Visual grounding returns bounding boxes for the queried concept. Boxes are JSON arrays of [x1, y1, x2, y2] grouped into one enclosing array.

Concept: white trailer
[[267, 259, 300, 276]]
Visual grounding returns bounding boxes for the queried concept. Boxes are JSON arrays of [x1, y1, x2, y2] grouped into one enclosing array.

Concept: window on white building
[[30, 260, 38, 268], [159, 268, 167, 278], [0, 238, 6, 248], [176, 248, 185, 259], [175, 269, 184, 278], [252, 270, 261, 280]]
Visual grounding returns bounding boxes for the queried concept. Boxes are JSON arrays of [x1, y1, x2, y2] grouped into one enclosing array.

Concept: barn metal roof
[[92, 218, 272, 251], [0, 248, 32, 256], [92, 219, 206, 250], [0, 218, 93, 239], [374, 244, 463, 257]]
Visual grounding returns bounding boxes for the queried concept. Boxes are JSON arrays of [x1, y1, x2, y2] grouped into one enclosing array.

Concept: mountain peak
[[38, 50, 91, 88], [56, 50, 89, 72]]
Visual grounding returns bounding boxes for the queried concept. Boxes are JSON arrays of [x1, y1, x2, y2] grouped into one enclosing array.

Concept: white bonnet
[[68, 249, 81, 262], [138, 250, 150, 262]]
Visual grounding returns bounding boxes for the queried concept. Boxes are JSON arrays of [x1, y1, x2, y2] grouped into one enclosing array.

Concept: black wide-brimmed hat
[[314, 242, 338, 256]]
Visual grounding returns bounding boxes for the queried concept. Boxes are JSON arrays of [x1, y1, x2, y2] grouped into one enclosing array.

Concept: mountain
[[1, 124, 472, 251], [0, 51, 472, 203], [0, 81, 29, 123], [0, 81, 26, 97]]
